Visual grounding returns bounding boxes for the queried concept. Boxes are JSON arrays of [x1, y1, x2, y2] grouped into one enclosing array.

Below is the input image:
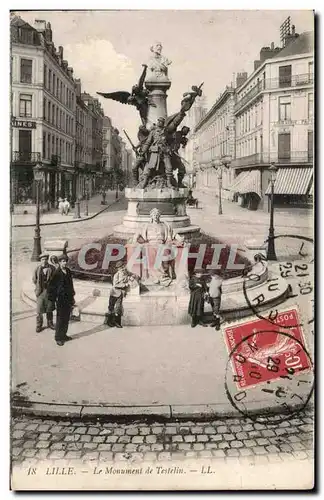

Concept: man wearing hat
[[47, 254, 75, 346], [104, 260, 137, 328], [32, 253, 56, 333]]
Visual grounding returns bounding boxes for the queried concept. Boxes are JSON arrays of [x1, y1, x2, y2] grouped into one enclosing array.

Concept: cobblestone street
[[12, 410, 314, 469]]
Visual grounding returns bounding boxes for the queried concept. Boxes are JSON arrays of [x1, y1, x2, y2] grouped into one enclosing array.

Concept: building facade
[[232, 29, 314, 210], [10, 14, 107, 212], [192, 86, 236, 199], [10, 16, 77, 211]]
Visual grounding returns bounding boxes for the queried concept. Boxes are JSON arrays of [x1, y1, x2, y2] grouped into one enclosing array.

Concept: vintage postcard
[[10, 9, 315, 491]]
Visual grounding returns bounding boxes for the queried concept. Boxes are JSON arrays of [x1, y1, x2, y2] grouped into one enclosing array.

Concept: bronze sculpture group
[[97, 44, 203, 190]]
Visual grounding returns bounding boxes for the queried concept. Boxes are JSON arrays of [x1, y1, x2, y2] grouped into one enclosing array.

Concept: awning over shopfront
[[230, 170, 261, 197], [265, 167, 313, 195], [309, 180, 314, 196]]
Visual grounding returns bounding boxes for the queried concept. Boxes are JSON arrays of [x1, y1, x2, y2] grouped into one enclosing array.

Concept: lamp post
[[217, 167, 223, 215], [31, 163, 44, 262], [267, 162, 279, 261], [84, 177, 89, 217]]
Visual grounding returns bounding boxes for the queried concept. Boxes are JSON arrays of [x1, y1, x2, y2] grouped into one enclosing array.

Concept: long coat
[[47, 267, 75, 307], [188, 275, 206, 317], [32, 264, 56, 314]]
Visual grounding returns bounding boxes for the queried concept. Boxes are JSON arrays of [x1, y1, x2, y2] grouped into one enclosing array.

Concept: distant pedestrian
[[63, 198, 70, 215], [104, 261, 137, 328], [207, 273, 223, 330], [32, 253, 56, 333], [188, 271, 207, 328], [47, 254, 75, 346], [58, 198, 64, 215]]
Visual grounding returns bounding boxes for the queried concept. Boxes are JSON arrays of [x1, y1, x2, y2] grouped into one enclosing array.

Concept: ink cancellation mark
[[223, 309, 314, 422]]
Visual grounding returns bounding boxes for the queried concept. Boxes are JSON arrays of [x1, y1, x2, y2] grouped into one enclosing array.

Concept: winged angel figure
[[97, 64, 153, 126]]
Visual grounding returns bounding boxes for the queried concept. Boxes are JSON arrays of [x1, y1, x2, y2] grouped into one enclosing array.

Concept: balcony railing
[[12, 151, 41, 163], [235, 73, 314, 113], [232, 151, 313, 167]]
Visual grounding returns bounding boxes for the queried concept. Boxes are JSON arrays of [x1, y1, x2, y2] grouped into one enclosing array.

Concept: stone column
[[145, 80, 171, 129]]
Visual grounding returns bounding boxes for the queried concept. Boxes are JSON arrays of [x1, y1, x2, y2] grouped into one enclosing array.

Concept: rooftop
[[275, 31, 314, 58]]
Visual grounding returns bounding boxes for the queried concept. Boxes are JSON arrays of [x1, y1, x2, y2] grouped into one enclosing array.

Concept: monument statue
[[132, 208, 184, 286], [136, 81, 203, 190], [147, 42, 172, 81], [97, 64, 153, 126]]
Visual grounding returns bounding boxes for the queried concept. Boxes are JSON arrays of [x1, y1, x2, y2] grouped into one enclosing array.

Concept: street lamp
[[267, 162, 279, 261], [74, 170, 81, 219], [31, 162, 44, 262], [84, 177, 89, 216], [217, 167, 223, 215]]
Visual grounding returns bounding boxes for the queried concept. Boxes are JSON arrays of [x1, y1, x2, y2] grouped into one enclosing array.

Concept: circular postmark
[[224, 326, 314, 423], [242, 234, 314, 331]]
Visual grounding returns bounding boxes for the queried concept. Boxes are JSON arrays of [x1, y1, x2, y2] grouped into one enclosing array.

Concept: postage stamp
[[224, 307, 312, 390]]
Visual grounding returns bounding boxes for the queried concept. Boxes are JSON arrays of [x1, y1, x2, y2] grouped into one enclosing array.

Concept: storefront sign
[[12, 119, 36, 129]]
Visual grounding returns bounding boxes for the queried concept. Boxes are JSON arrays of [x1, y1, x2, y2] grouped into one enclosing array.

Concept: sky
[[14, 9, 314, 144]]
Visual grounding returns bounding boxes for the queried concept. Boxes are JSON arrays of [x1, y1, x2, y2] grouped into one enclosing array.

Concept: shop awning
[[230, 171, 250, 191], [230, 170, 261, 197], [265, 167, 313, 195], [309, 180, 314, 196]]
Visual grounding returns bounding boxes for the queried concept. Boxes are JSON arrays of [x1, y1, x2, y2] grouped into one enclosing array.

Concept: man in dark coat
[[188, 271, 208, 328], [32, 253, 55, 333], [47, 254, 75, 346]]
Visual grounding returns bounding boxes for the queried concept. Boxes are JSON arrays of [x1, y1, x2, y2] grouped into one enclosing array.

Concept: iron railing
[[12, 151, 41, 163], [235, 73, 314, 113], [232, 151, 313, 168]]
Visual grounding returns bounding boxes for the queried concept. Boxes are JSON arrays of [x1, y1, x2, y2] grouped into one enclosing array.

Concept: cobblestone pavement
[[11, 410, 314, 468]]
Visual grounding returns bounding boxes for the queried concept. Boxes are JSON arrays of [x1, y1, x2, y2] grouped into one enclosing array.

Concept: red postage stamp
[[224, 308, 312, 389]]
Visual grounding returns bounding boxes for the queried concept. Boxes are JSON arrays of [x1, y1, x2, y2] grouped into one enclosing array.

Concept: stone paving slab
[[11, 411, 314, 491]]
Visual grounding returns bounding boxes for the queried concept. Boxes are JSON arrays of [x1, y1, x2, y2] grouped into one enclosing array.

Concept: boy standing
[[208, 274, 223, 330]]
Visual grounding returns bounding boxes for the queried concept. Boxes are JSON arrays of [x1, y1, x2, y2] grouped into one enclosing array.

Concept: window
[[47, 134, 51, 157], [52, 104, 55, 125], [53, 74, 56, 96], [20, 58, 32, 84], [279, 96, 291, 121], [308, 131, 313, 161], [19, 94, 32, 117], [52, 136, 55, 155], [279, 65, 292, 88], [308, 62, 314, 79], [48, 101, 51, 122], [278, 133, 291, 160], [48, 69, 52, 91], [19, 28, 34, 45], [308, 93, 314, 119], [43, 133, 46, 159], [43, 97, 46, 120], [56, 108, 59, 128]]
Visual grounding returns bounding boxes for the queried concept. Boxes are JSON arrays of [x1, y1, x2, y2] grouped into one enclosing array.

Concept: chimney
[[260, 44, 282, 62], [254, 60, 261, 71], [67, 67, 74, 79], [74, 78, 81, 96], [34, 19, 47, 32], [236, 72, 248, 88], [284, 25, 299, 47], [58, 45, 63, 59], [45, 21, 52, 42]]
